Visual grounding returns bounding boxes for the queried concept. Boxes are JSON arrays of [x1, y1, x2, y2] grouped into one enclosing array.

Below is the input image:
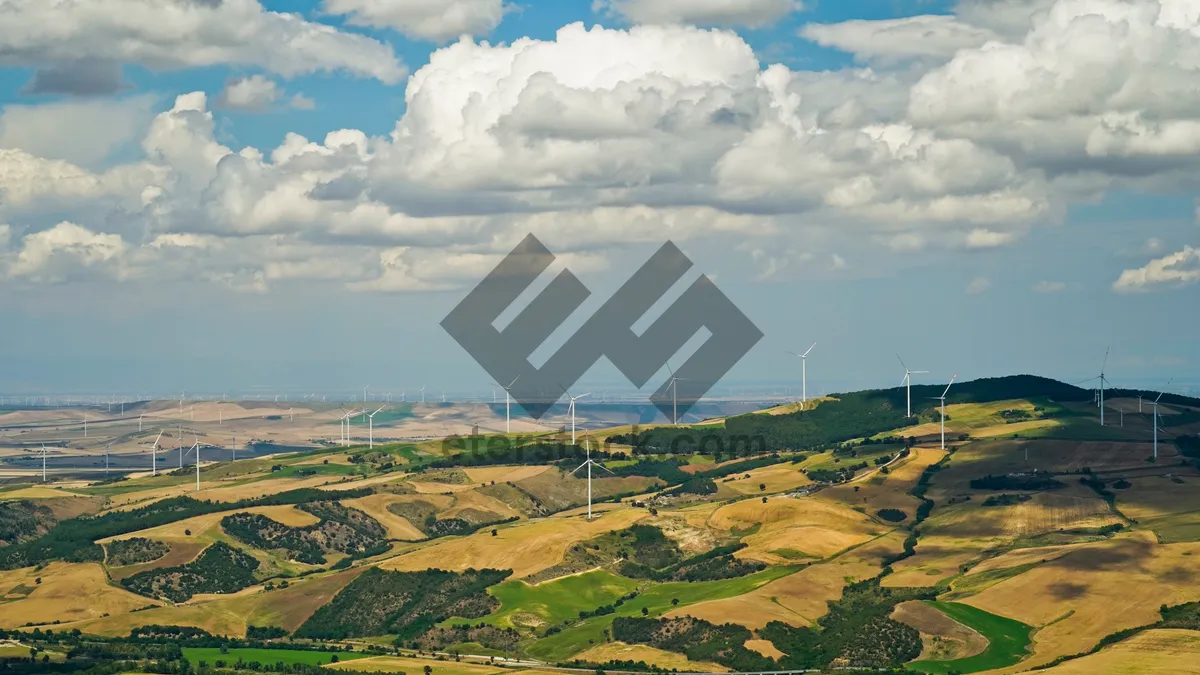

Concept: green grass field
[[908, 601, 1032, 674], [457, 569, 640, 629], [182, 647, 366, 666], [526, 565, 799, 661]]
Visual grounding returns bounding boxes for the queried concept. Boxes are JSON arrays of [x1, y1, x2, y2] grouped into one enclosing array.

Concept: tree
[[641, 607, 649, 616], [185, 529, 192, 536], [34, 578, 41, 585], [424, 665, 433, 675], [761, 497, 767, 503], [759, 483, 766, 491], [492, 529, 498, 536], [330, 655, 339, 663], [671, 598, 679, 606]]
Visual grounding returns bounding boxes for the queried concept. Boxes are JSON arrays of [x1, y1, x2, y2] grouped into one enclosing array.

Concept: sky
[[0, 0, 1198, 399]]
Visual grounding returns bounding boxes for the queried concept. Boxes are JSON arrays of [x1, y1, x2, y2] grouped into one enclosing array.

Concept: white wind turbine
[[786, 343, 817, 407], [420, 386, 426, 404], [571, 435, 613, 520], [182, 440, 201, 491], [138, 413, 144, 432], [367, 406, 386, 448], [500, 375, 520, 434], [933, 374, 958, 450], [663, 363, 688, 425], [1148, 379, 1172, 460], [897, 354, 929, 418], [561, 386, 589, 444], [149, 429, 164, 476], [41, 444, 47, 482]]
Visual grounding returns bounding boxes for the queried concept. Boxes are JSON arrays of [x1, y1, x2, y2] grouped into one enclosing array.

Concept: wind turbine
[[367, 406, 386, 448], [150, 429, 163, 476], [1149, 379, 1172, 460], [571, 435, 613, 520], [561, 387, 589, 444], [138, 413, 144, 432], [500, 376, 520, 434], [105, 443, 111, 474], [364, 385, 369, 403], [183, 440, 201, 491], [897, 354, 929, 418], [934, 374, 958, 450], [420, 386, 426, 404], [663, 363, 687, 425], [41, 444, 47, 482], [786, 343, 817, 407], [1099, 348, 1110, 426]]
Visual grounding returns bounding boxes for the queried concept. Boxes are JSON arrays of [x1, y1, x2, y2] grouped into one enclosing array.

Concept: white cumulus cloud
[[322, 0, 512, 41], [1113, 246, 1200, 292]]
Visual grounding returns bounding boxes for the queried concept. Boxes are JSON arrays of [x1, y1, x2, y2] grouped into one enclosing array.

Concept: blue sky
[[0, 0, 1197, 399]]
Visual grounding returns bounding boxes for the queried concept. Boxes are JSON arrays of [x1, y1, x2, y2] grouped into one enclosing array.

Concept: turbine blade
[[896, 353, 907, 370], [595, 462, 615, 475], [803, 342, 816, 357], [571, 461, 589, 474], [1101, 346, 1109, 374]]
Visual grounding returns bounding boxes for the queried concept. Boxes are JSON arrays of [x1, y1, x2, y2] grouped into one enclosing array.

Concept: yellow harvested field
[[462, 465, 551, 484], [966, 542, 1086, 575], [881, 534, 986, 587], [108, 541, 207, 581], [381, 508, 648, 579], [710, 496, 885, 563], [744, 639, 785, 659], [721, 463, 812, 495], [1035, 629, 1200, 675], [932, 491, 1118, 540], [408, 480, 479, 494], [201, 475, 343, 502], [69, 567, 364, 637], [341, 494, 427, 540], [441, 489, 521, 521], [318, 473, 408, 491], [1115, 475, 1200, 522], [98, 504, 320, 544], [963, 533, 1200, 672], [328, 656, 507, 675], [818, 447, 944, 515], [0, 486, 87, 500], [576, 643, 729, 672], [671, 532, 904, 629], [0, 562, 160, 628], [891, 600, 987, 661]]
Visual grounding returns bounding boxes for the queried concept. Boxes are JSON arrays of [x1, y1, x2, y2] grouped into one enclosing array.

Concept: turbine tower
[[664, 363, 687, 425], [571, 436, 613, 520], [420, 386, 426, 404], [150, 429, 164, 476], [501, 375, 519, 434], [41, 444, 47, 482], [897, 354, 929, 418], [786, 343, 817, 407], [183, 440, 201, 491], [561, 387, 589, 444], [367, 406, 386, 448], [1149, 379, 1172, 460], [934, 374, 958, 450]]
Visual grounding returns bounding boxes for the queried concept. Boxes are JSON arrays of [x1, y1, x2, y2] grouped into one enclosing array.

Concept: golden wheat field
[[68, 567, 365, 637], [1034, 629, 1200, 675], [380, 507, 649, 579], [709, 496, 886, 563], [962, 532, 1200, 672], [669, 531, 906, 629], [462, 465, 551, 484], [891, 600, 987, 661], [97, 504, 320, 545], [576, 643, 729, 672], [340, 493, 427, 540], [0, 562, 161, 628], [719, 462, 812, 496]]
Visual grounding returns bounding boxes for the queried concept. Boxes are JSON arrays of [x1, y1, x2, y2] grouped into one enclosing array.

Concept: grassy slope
[[182, 647, 366, 666], [456, 569, 640, 629], [526, 565, 799, 662], [908, 601, 1033, 674]]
